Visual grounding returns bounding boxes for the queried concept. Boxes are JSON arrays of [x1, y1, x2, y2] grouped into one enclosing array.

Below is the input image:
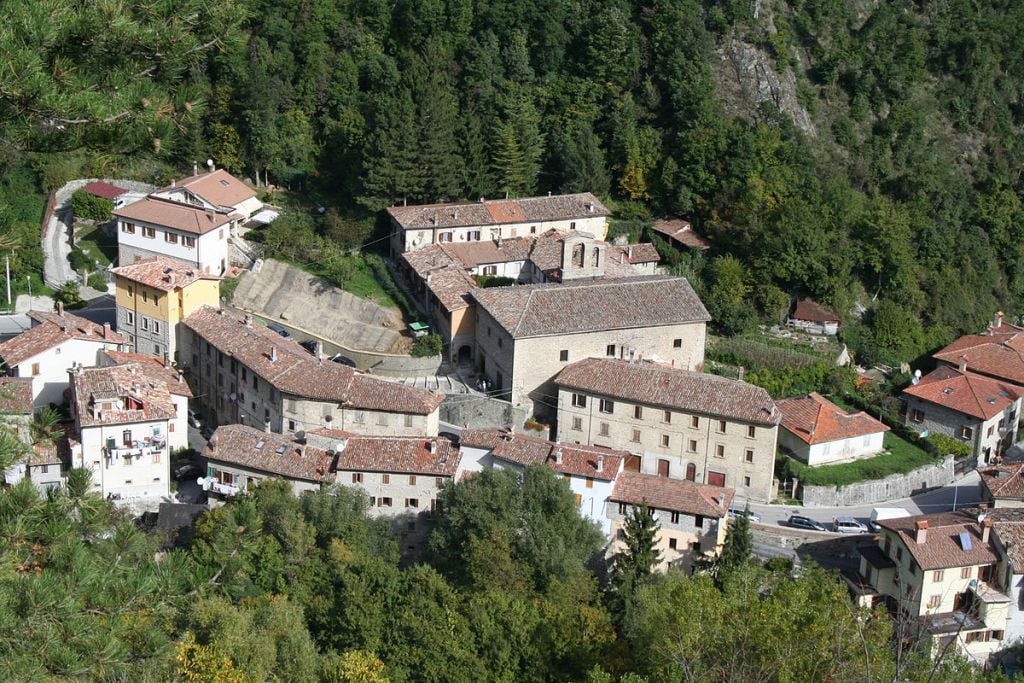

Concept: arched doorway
[[457, 344, 473, 365], [685, 463, 696, 481]]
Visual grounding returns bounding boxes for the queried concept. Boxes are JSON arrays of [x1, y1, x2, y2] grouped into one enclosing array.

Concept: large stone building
[[111, 256, 220, 360], [202, 424, 334, 497], [0, 307, 127, 408], [388, 192, 609, 255], [931, 312, 1024, 387], [115, 169, 261, 275], [553, 358, 779, 503], [903, 362, 1021, 465], [181, 306, 443, 437], [471, 276, 710, 417]]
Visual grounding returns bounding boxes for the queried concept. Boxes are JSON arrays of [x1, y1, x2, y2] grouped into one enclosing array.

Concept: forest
[[3, 0, 1024, 365]]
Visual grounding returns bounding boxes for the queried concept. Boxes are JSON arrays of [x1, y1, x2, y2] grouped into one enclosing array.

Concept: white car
[[187, 410, 203, 429], [834, 517, 868, 534], [727, 505, 761, 523]]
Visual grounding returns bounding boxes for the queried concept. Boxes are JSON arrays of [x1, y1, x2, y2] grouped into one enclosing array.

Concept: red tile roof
[[460, 428, 626, 480], [81, 181, 127, 200], [554, 358, 779, 426], [205, 424, 332, 482], [72, 364, 179, 427], [114, 196, 235, 235], [183, 306, 442, 414], [650, 219, 710, 248], [471, 276, 710, 338], [610, 471, 732, 518], [0, 377, 33, 414], [99, 350, 193, 397], [791, 298, 839, 323], [877, 511, 999, 570], [165, 169, 258, 208], [978, 463, 1024, 501], [0, 311, 125, 367], [111, 257, 218, 292], [776, 392, 888, 445], [988, 509, 1024, 572], [902, 366, 1021, 421], [309, 429, 461, 477], [388, 193, 608, 231], [933, 332, 1024, 386], [621, 243, 661, 264]]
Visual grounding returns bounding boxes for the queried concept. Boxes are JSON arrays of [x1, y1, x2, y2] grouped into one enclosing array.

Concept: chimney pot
[[596, 455, 604, 472], [171, 178, 176, 187], [57, 301, 64, 316], [554, 447, 563, 465], [270, 347, 278, 363], [915, 519, 928, 544], [995, 311, 1005, 329], [982, 518, 992, 543], [102, 322, 112, 339], [959, 355, 968, 373]]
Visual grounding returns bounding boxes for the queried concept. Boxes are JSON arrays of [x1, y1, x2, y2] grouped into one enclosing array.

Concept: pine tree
[[560, 122, 611, 196], [414, 69, 464, 201], [490, 123, 529, 197], [717, 505, 754, 576], [613, 503, 662, 585], [359, 89, 425, 211]]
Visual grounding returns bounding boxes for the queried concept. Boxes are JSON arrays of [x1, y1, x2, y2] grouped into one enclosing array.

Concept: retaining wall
[[801, 455, 955, 507], [440, 394, 530, 431]]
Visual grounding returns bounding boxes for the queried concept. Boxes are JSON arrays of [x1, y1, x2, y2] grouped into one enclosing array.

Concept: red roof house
[[776, 392, 889, 465]]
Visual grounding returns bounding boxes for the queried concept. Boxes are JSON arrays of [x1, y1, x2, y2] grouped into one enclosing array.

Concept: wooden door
[[657, 459, 670, 477], [685, 463, 697, 481], [707, 471, 726, 487]]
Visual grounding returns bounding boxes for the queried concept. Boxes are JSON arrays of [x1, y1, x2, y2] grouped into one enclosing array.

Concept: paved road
[[743, 470, 981, 529], [43, 205, 76, 288]]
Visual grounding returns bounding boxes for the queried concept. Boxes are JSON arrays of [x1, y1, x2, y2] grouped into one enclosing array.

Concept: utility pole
[[26, 276, 31, 306], [5, 255, 10, 307]]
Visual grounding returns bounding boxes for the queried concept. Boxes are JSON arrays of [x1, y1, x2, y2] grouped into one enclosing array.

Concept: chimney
[[334, 439, 348, 454], [102, 322, 112, 339], [170, 179, 176, 187], [427, 440, 436, 454], [915, 519, 928, 544], [243, 313, 252, 327], [497, 235, 503, 248], [959, 355, 968, 373], [57, 301, 64, 316], [995, 310, 1004, 329], [738, 366, 745, 382], [270, 347, 278, 363], [554, 447, 563, 465], [982, 518, 992, 544], [627, 246, 633, 259], [596, 455, 604, 472], [192, 161, 198, 176]]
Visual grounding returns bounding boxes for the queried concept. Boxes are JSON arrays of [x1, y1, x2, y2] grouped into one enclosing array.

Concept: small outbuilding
[[776, 392, 889, 466], [788, 298, 839, 335]]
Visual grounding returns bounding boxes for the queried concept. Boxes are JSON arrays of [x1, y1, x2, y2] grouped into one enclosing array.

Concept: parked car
[[187, 410, 202, 429], [173, 463, 201, 481], [330, 354, 356, 367], [834, 516, 869, 534], [200, 426, 214, 440], [788, 515, 827, 532], [727, 505, 761, 523], [267, 322, 293, 340], [300, 339, 319, 355]]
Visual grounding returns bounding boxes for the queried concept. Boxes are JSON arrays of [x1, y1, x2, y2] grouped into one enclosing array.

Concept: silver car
[[834, 517, 868, 534]]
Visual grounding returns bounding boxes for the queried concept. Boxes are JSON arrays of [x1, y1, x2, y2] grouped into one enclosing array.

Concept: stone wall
[[440, 393, 530, 432], [801, 455, 955, 508]]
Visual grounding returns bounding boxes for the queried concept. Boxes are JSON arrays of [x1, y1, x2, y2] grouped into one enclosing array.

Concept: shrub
[[68, 247, 95, 273], [55, 281, 85, 308], [926, 432, 972, 459], [411, 333, 442, 358], [474, 275, 516, 288], [71, 190, 114, 222], [220, 276, 239, 304], [525, 416, 549, 432], [86, 273, 108, 291]]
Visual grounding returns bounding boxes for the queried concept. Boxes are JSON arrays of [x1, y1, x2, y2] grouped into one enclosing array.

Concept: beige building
[[182, 306, 443, 437], [112, 256, 220, 360], [471, 276, 709, 417], [606, 471, 733, 574], [388, 192, 609, 255], [554, 358, 779, 503]]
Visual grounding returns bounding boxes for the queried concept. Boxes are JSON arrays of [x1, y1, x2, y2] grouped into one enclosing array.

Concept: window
[[382, 474, 390, 484], [618, 502, 627, 514], [154, 344, 161, 355], [122, 430, 133, 446], [436, 477, 444, 488], [664, 410, 672, 424], [715, 444, 725, 458], [910, 562, 917, 575], [127, 286, 134, 297], [184, 236, 196, 248], [574, 493, 582, 507], [142, 226, 155, 238], [599, 422, 609, 436], [669, 538, 678, 550], [570, 221, 577, 230], [126, 311, 134, 325], [31, 363, 40, 376], [634, 406, 643, 419], [661, 434, 670, 447], [599, 399, 614, 414], [121, 222, 135, 234], [468, 230, 481, 241], [151, 450, 161, 464], [927, 595, 941, 609], [631, 429, 641, 443], [153, 321, 160, 334], [910, 409, 925, 423], [673, 338, 682, 348], [165, 232, 178, 244], [606, 344, 616, 357], [959, 425, 974, 440], [961, 566, 973, 579], [747, 425, 756, 438], [585, 477, 594, 489], [438, 232, 453, 242], [40, 465, 48, 474], [717, 420, 727, 434], [483, 265, 497, 276], [695, 514, 704, 527], [142, 290, 148, 303], [743, 476, 751, 487], [572, 417, 582, 431], [560, 350, 569, 362], [288, 420, 296, 432], [572, 393, 587, 408], [168, 422, 174, 432], [691, 415, 699, 428], [670, 512, 680, 524], [352, 473, 363, 483], [353, 411, 365, 424], [379, 497, 393, 507], [745, 449, 754, 463], [688, 439, 697, 453], [531, 225, 537, 234], [992, 630, 1005, 641], [377, 413, 389, 426], [404, 414, 414, 428], [933, 569, 944, 582], [409, 475, 417, 485], [406, 498, 419, 508]]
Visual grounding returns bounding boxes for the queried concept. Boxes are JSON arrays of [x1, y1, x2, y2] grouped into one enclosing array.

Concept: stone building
[[776, 392, 889, 466], [553, 358, 778, 503]]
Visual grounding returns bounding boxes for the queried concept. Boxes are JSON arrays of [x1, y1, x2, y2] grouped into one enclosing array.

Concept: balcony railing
[[106, 438, 166, 460]]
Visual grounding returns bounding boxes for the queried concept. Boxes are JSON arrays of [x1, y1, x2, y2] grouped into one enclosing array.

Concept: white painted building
[[776, 392, 889, 466], [0, 308, 128, 409]]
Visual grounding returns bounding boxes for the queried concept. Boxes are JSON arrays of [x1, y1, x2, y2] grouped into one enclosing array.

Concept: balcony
[[106, 437, 166, 461]]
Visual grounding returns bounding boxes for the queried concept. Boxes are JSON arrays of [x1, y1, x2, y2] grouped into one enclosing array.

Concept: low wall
[[801, 455, 955, 507], [359, 351, 442, 377], [440, 394, 530, 431]]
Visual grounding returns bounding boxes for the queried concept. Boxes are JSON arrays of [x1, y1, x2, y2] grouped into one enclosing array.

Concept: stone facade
[[605, 501, 728, 573], [904, 396, 1018, 465]]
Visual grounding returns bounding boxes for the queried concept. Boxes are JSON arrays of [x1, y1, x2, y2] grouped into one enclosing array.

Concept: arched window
[[592, 246, 600, 267], [573, 243, 585, 267]]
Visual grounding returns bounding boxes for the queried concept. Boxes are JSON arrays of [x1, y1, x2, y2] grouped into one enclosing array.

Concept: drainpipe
[[701, 413, 712, 484]]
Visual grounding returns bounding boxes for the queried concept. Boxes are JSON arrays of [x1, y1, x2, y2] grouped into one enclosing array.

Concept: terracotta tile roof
[[988, 509, 1024, 572], [650, 219, 710, 248], [400, 246, 476, 312], [471, 276, 710, 338], [81, 181, 126, 200], [776, 392, 888, 445], [620, 243, 661, 263], [165, 169, 258, 208], [791, 298, 839, 323], [113, 196, 235, 235], [554, 358, 778, 426], [933, 332, 1024, 386], [902, 366, 1021, 421], [979, 463, 1024, 501], [205, 424, 332, 482], [0, 311, 125, 367], [603, 245, 651, 277], [183, 307, 442, 414], [610, 471, 733, 518], [307, 428, 461, 477], [441, 237, 533, 267], [0, 377, 33, 414], [388, 192, 608, 231], [99, 350, 193, 397], [877, 511, 999, 570], [29, 441, 64, 467], [72, 364, 178, 427], [461, 428, 626, 480], [111, 257, 217, 292]]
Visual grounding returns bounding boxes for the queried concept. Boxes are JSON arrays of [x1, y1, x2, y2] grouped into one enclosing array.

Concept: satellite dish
[[196, 477, 206, 487], [206, 158, 214, 168]]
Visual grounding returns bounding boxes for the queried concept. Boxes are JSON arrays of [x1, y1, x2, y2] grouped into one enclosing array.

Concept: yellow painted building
[[111, 256, 220, 361]]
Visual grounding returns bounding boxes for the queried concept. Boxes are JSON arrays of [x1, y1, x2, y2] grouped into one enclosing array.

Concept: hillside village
[[3, 165, 1024, 675]]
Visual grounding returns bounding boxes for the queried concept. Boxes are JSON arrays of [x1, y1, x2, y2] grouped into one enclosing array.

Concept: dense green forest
[[5, 0, 1024, 365]]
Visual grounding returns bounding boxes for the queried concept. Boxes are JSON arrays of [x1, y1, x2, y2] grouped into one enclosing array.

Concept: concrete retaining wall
[[356, 351, 443, 377], [441, 394, 530, 431], [801, 455, 955, 507]]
